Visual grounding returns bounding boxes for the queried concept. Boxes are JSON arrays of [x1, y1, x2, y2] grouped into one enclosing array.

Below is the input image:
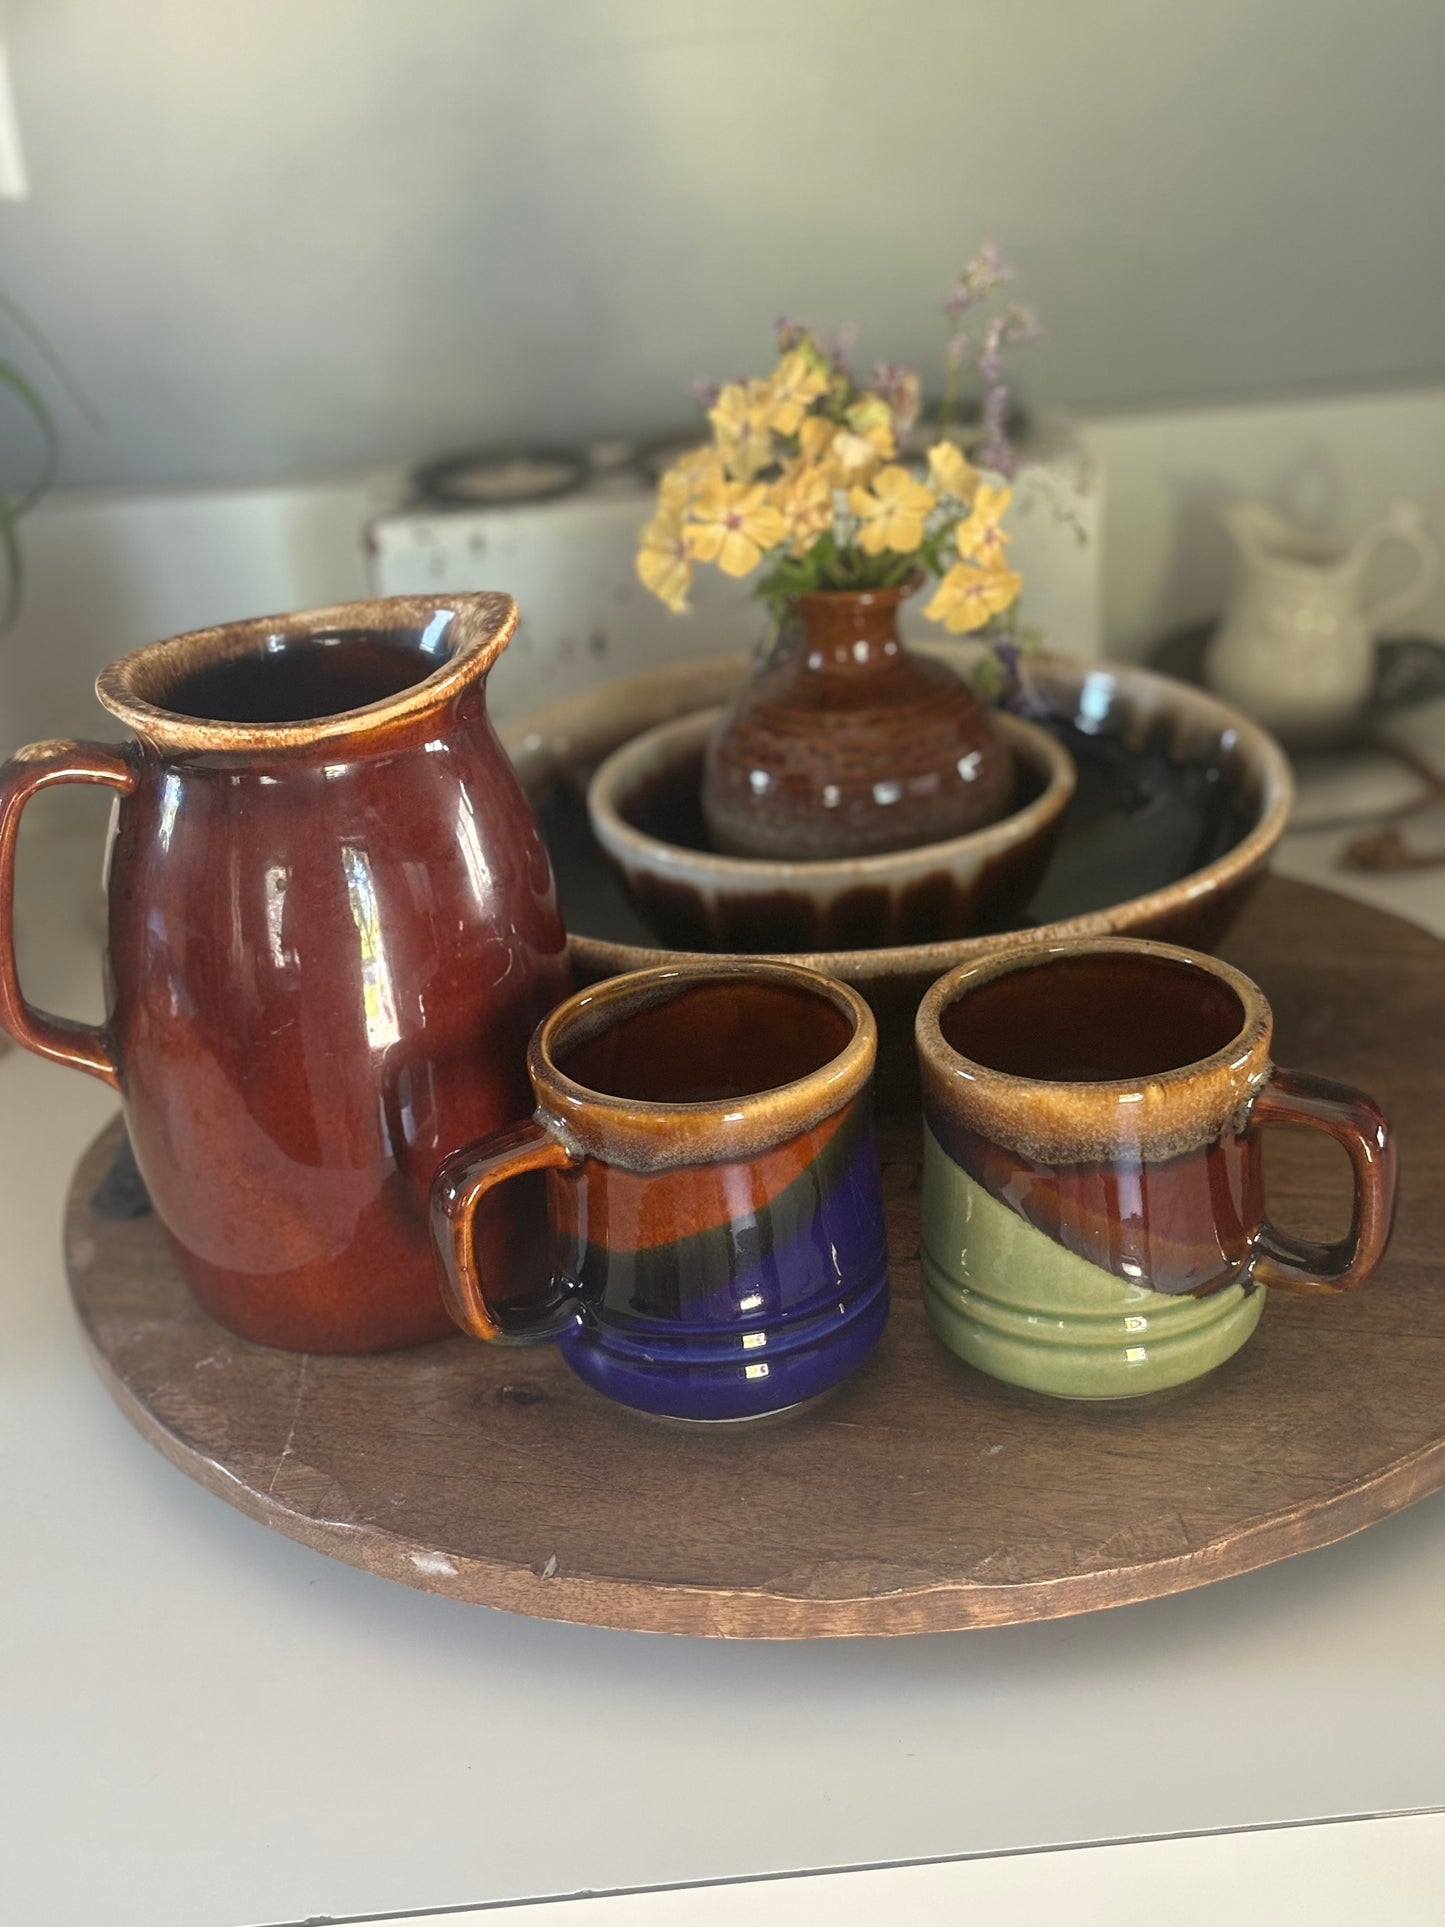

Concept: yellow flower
[[659, 444, 724, 510], [796, 415, 838, 464], [792, 415, 879, 486], [848, 464, 937, 557], [923, 561, 1022, 633], [954, 482, 1013, 572], [637, 508, 694, 612], [770, 463, 835, 557], [927, 440, 980, 502], [685, 479, 788, 577], [708, 382, 774, 482], [830, 430, 886, 483], [845, 394, 897, 460], [764, 350, 829, 435]]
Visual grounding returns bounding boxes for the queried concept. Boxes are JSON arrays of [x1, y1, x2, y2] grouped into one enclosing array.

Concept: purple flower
[[977, 381, 1016, 476], [688, 376, 720, 408], [989, 637, 1053, 721], [1008, 675, 1055, 723], [1001, 304, 1043, 348], [967, 241, 1015, 294], [870, 360, 922, 435], [774, 315, 807, 352], [942, 241, 1016, 318], [977, 307, 1040, 385], [979, 316, 1007, 386], [827, 318, 858, 375]]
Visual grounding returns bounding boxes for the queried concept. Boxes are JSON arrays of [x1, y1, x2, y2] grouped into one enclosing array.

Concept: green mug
[[915, 937, 1398, 1399]]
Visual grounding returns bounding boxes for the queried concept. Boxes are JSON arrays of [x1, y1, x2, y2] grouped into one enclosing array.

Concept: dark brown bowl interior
[[501, 648, 1291, 1103], [540, 700, 1262, 953]]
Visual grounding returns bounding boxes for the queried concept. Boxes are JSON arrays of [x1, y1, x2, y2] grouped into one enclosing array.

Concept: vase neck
[[794, 589, 909, 678]]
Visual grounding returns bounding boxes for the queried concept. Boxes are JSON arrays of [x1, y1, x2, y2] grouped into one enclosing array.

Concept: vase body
[[0, 594, 570, 1353], [1204, 499, 1438, 746], [700, 586, 1014, 861]]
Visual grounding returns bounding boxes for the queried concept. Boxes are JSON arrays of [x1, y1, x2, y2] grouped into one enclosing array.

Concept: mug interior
[[134, 617, 457, 726], [556, 978, 854, 1105], [941, 952, 1246, 1083]]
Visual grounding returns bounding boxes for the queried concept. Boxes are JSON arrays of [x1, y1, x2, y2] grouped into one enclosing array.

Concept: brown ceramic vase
[[0, 592, 571, 1353], [700, 584, 1014, 862]]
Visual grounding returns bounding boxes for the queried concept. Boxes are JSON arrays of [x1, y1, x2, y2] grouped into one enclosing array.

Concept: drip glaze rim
[[588, 705, 1075, 883], [95, 592, 516, 755], [531, 960, 877, 1173], [916, 936, 1274, 1165]]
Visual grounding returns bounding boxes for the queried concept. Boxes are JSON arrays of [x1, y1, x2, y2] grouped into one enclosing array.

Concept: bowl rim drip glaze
[[587, 704, 1076, 886], [501, 643, 1295, 986]]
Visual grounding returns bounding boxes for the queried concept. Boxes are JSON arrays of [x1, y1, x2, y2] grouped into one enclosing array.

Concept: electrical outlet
[[0, 37, 28, 199]]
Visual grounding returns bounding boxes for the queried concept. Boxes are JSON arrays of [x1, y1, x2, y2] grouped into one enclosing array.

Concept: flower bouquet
[[634, 248, 1046, 863]]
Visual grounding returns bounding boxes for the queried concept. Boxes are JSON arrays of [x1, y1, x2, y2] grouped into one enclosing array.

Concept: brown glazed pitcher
[[0, 593, 570, 1352]]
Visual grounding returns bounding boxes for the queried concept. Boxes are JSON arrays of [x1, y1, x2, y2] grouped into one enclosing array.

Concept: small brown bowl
[[587, 706, 1077, 953]]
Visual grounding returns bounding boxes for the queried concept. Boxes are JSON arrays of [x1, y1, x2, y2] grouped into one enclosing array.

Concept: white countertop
[[3, 821, 1444, 1927]]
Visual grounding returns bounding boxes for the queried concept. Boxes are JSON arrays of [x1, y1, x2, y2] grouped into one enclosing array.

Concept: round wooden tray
[[66, 877, 1445, 1639]]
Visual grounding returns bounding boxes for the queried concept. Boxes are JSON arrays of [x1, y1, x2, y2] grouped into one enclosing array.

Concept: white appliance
[[367, 415, 1103, 726]]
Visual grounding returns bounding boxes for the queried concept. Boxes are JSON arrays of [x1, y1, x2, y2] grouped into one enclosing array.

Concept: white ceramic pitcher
[[1204, 499, 1438, 745]]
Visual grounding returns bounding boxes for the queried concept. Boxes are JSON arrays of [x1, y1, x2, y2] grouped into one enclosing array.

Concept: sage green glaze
[[920, 1127, 1266, 1399]]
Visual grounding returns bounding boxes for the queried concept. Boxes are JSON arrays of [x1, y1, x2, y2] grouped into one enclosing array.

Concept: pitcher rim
[[95, 592, 517, 754]]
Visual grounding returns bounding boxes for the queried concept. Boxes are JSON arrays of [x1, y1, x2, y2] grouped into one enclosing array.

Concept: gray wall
[[3, 0, 1444, 490]]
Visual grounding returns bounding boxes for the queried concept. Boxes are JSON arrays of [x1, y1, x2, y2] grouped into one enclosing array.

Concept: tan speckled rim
[[96, 592, 517, 755], [530, 960, 876, 1173], [587, 705, 1075, 886], [916, 936, 1273, 1164], [504, 647, 1296, 987]]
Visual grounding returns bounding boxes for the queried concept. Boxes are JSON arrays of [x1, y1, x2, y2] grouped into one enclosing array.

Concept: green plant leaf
[[0, 498, 23, 634], [0, 355, 59, 515], [0, 297, 85, 636], [0, 292, 102, 432]]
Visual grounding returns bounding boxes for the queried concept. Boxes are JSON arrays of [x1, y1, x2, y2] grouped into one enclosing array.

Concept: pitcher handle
[[1360, 502, 1439, 630], [0, 739, 136, 1088]]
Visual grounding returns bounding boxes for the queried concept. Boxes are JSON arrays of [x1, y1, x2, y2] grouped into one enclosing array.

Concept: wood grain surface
[[64, 877, 1445, 1638]]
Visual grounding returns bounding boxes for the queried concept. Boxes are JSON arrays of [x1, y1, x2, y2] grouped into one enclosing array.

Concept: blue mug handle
[[431, 1119, 584, 1343]]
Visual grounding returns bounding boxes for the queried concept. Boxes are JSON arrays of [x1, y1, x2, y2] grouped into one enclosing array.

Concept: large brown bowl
[[500, 643, 1294, 1099]]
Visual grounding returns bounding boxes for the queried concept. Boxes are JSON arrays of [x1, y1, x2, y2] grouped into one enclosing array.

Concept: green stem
[[0, 293, 103, 433], [939, 352, 961, 433], [0, 358, 59, 515], [0, 499, 23, 633]]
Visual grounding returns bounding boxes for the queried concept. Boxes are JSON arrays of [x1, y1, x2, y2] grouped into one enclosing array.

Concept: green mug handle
[[430, 1118, 585, 1343], [1249, 1067, 1397, 1295]]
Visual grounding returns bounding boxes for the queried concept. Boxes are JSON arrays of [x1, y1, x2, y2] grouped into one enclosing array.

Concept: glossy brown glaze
[[917, 938, 1399, 1298], [939, 951, 1249, 1084], [559, 977, 854, 1105], [431, 962, 888, 1421], [700, 585, 1015, 861], [0, 593, 571, 1353], [504, 644, 1296, 1102], [594, 712, 1070, 954], [65, 876, 1445, 1632], [932, 1114, 1265, 1297]]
